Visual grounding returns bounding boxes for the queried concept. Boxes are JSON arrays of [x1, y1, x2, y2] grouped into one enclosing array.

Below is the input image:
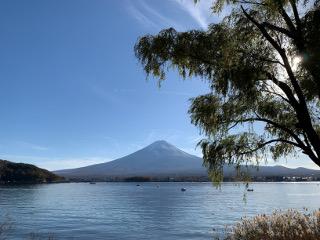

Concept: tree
[[134, 0, 320, 183], [0, 159, 65, 183]]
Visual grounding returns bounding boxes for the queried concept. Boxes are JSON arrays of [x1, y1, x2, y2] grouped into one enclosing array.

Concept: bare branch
[[232, 0, 267, 6], [227, 121, 241, 131], [265, 72, 299, 109], [240, 138, 300, 155], [261, 86, 290, 104], [241, 6, 308, 110], [276, 2, 297, 35], [233, 116, 307, 152], [253, 56, 285, 66], [289, 0, 302, 35], [262, 22, 296, 39]]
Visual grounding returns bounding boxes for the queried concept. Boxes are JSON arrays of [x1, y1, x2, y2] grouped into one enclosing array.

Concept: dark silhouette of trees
[[0, 160, 65, 183]]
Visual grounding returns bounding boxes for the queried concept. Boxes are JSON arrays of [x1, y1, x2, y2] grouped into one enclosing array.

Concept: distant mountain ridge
[[54, 141, 207, 178], [223, 164, 320, 178], [53, 140, 320, 179]]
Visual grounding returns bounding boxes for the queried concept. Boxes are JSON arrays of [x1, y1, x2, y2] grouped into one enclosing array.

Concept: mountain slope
[[222, 164, 320, 178], [54, 141, 207, 178], [54, 140, 320, 179]]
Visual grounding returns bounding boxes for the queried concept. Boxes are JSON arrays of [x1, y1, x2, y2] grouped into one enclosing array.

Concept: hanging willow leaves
[[134, 0, 320, 183]]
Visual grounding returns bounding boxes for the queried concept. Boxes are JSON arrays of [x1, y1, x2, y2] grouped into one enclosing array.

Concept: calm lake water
[[1, 182, 320, 239]]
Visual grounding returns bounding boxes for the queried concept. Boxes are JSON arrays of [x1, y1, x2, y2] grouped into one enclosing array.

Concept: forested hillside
[[0, 159, 65, 183]]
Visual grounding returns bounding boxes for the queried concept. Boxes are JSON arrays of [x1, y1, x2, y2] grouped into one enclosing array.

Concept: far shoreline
[[0, 180, 70, 185]]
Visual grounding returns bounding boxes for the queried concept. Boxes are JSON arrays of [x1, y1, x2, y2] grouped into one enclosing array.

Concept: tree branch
[[241, 6, 307, 109], [289, 0, 302, 36], [232, 116, 307, 153], [240, 138, 300, 155], [260, 84, 290, 104], [232, 0, 267, 6], [253, 56, 285, 67], [274, 0, 298, 34], [240, 6, 287, 55], [227, 121, 240, 131], [265, 72, 299, 109], [276, 0, 309, 65], [262, 22, 296, 39]]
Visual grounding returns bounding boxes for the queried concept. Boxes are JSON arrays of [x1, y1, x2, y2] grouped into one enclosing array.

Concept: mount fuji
[[53, 140, 320, 179], [53, 140, 208, 178]]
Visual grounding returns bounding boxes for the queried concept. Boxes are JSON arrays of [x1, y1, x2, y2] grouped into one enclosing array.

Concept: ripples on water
[[1, 182, 320, 239]]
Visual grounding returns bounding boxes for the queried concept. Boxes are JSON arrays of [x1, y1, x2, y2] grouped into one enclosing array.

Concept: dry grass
[[214, 207, 320, 240]]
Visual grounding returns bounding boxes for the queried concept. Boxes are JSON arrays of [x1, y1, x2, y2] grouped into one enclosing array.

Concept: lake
[[1, 182, 320, 239]]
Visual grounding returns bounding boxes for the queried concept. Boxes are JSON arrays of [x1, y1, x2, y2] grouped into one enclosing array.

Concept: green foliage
[[135, 0, 320, 183], [0, 160, 65, 183], [215, 207, 320, 239]]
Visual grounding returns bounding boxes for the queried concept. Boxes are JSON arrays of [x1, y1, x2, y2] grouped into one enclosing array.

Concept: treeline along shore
[[2, 159, 320, 184], [0, 159, 67, 184], [67, 175, 320, 183]]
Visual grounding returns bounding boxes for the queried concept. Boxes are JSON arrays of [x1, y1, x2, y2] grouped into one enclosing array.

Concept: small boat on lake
[[181, 188, 186, 191], [247, 189, 254, 191]]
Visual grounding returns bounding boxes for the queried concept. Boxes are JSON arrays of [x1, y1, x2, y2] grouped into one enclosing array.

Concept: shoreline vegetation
[[1, 159, 320, 184], [2, 158, 320, 184], [66, 175, 320, 183], [214, 208, 320, 240], [0, 160, 67, 184]]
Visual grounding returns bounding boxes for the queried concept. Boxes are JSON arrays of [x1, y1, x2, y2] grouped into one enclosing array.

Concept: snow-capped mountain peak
[[143, 140, 189, 156]]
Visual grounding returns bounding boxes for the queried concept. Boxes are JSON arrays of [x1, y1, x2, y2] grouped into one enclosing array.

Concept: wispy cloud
[[126, 4, 160, 30], [90, 84, 119, 103], [175, 0, 212, 29], [113, 88, 137, 93], [10, 140, 49, 151], [139, 1, 182, 28], [89, 83, 137, 109], [126, 0, 226, 32], [48, 157, 112, 171], [125, 0, 183, 31], [89, 83, 131, 109], [103, 136, 119, 144], [159, 91, 192, 96], [0, 154, 112, 171], [187, 135, 204, 144], [175, 0, 233, 29]]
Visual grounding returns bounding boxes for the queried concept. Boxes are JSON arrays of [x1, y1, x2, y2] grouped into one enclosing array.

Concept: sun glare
[[292, 56, 302, 70]]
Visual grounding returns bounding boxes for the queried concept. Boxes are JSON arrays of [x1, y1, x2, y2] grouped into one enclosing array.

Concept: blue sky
[[0, 0, 318, 171]]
